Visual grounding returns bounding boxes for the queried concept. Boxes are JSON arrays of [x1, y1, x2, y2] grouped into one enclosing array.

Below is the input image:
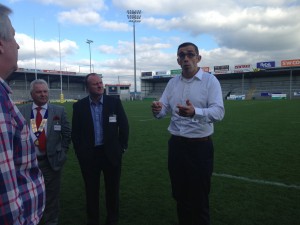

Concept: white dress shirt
[[31, 103, 48, 155], [156, 68, 225, 138]]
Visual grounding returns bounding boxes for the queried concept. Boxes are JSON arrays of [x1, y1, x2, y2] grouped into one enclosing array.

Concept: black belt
[[37, 155, 47, 161], [172, 135, 210, 142]]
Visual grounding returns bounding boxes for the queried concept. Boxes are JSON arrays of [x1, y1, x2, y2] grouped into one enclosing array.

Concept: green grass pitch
[[57, 99, 300, 225]]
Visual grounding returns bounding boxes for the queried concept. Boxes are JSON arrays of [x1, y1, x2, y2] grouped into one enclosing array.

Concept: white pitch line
[[139, 118, 155, 122], [213, 173, 300, 190], [138, 116, 171, 122]]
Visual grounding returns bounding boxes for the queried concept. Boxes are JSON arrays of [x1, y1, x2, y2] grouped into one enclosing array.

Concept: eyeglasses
[[177, 52, 197, 60]]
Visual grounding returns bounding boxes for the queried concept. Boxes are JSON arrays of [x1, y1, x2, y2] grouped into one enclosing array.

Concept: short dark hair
[[85, 73, 101, 87], [177, 42, 199, 55]]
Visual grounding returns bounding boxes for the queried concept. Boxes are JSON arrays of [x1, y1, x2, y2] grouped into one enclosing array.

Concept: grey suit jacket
[[18, 103, 71, 171]]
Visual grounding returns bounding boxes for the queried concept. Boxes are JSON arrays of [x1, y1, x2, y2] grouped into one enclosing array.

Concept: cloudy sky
[[4, 0, 300, 90]]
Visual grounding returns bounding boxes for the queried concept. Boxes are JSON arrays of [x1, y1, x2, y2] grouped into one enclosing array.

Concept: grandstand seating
[[7, 67, 300, 102], [146, 89, 165, 100], [10, 88, 88, 102], [142, 72, 300, 100], [221, 76, 300, 99]]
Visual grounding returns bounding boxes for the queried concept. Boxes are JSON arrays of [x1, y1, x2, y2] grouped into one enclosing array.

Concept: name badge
[[54, 125, 61, 131], [109, 114, 117, 123]]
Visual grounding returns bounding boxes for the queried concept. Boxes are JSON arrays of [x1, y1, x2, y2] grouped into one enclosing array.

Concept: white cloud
[[98, 41, 172, 61], [10, 0, 300, 91], [33, 0, 106, 10], [58, 9, 101, 25], [98, 41, 132, 55], [97, 41, 175, 73], [113, 0, 299, 13], [99, 20, 129, 31], [140, 4, 300, 55], [58, 9, 129, 31], [16, 32, 78, 65]]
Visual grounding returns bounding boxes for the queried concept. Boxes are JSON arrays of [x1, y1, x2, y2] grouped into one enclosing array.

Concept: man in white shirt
[[151, 42, 225, 225]]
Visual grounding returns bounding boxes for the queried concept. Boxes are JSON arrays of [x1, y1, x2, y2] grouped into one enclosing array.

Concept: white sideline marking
[[139, 118, 155, 122], [139, 116, 170, 122], [213, 173, 300, 190]]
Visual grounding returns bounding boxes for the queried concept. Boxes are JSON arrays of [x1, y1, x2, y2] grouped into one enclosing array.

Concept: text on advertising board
[[281, 59, 300, 67], [256, 61, 275, 69], [214, 65, 229, 71]]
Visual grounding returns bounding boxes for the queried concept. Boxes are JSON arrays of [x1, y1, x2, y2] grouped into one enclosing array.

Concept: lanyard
[[30, 108, 48, 138]]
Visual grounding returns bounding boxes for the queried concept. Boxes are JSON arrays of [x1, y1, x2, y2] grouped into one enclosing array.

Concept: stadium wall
[[141, 67, 300, 100], [6, 70, 87, 102], [7, 70, 132, 102]]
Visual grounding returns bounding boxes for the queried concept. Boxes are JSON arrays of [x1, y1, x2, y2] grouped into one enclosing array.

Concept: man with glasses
[[151, 42, 225, 225]]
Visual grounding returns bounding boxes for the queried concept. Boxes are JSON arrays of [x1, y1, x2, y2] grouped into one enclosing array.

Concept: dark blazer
[[18, 103, 71, 171], [71, 95, 129, 166]]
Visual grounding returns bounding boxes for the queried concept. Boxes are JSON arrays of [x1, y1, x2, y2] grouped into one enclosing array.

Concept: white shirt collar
[[180, 67, 203, 82], [32, 103, 48, 110]]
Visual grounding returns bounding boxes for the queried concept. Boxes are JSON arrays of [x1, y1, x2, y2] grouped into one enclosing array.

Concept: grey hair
[[30, 79, 49, 93], [0, 4, 13, 41]]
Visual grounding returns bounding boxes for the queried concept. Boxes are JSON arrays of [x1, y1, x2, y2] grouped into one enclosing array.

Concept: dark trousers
[[78, 147, 121, 225], [38, 158, 62, 225], [168, 136, 214, 225]]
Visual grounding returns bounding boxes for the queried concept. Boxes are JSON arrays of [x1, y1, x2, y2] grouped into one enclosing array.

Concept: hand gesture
[[151, 101, 162, 115], [176, 99, 195, 117]]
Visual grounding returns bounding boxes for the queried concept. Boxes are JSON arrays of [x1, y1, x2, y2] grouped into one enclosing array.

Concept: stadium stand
[[141, 67, 300, 100], [6, 70, 88, 102], [5, 66, 300, 102]]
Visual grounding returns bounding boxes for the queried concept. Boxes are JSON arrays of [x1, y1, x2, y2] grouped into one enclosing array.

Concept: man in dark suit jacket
[[72, 73, 129, 225], [18, 79, 71, 225]]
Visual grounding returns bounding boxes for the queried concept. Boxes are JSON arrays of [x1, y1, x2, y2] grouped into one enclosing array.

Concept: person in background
[[18, 79, 71, 225], [0, 4, 45, 225], [151, 42, 225, 225], [72, 73, 129, 225]]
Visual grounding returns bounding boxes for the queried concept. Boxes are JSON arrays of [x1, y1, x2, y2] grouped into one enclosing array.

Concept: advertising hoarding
[[256, 61, 275, 69], [141, 71, 152, 77], [214, 65, 229, 74], [155, 71, 168, 75], [170, 69, 182, 76], [281, 59, 300, 67], [234, 64, 251, 73], [108, 86, 118, 94], [201, 67, 210, 72]]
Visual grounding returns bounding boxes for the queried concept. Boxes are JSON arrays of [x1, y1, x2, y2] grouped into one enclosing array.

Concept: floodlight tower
[[127, 10, 142, 97], [86, 39, 93, 73]]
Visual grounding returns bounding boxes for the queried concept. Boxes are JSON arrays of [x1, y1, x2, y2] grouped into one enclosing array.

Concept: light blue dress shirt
[[89, 96, 104, 146], [156, 68, 225, 138]]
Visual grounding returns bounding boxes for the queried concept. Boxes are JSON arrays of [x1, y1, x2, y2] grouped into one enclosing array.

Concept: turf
[[57, 99, 300, 225]]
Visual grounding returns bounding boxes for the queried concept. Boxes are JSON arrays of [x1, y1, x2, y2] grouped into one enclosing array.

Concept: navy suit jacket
[[71, 95, 129, 166]]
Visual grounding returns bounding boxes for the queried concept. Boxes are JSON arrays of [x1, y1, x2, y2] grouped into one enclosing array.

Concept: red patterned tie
[[36, 107, 46, 152]]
